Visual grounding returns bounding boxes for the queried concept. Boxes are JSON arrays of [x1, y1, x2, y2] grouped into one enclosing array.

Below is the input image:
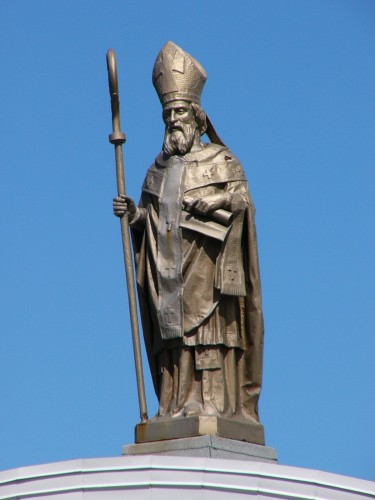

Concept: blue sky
[[0, 0, 374, 481]]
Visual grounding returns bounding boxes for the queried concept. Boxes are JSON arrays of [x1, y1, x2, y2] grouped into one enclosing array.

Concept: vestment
[[131, 143, 263, 422]]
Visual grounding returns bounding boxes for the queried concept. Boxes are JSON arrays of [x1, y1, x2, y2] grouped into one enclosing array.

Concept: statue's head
[[153, 41, 208, 156]]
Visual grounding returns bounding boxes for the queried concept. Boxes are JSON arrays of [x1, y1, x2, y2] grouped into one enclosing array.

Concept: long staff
[[106, 48, 148, 423]]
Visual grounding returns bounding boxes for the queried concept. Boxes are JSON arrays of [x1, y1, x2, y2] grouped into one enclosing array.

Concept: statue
[[113, 42, 265, 444]]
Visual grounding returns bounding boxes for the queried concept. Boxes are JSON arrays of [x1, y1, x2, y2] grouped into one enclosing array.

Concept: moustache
[[168, 123, 184, 133]]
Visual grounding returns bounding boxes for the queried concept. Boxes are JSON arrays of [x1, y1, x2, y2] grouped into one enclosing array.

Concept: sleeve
[[129, 207, 147, 230]]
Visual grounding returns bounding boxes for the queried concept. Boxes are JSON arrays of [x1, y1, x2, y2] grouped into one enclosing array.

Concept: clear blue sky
[[0, 0, 374, 481]]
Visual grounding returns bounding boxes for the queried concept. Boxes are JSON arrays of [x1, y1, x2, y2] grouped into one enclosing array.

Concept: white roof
[[0, 455, 374, 499]]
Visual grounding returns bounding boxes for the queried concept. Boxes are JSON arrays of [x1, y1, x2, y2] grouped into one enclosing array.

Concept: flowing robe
[[131, 143, 264, 422]]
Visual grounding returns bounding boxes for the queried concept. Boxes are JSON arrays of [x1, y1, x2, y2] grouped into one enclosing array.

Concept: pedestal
[[123, 435, 277, 463], [134, 415, 265, 445]]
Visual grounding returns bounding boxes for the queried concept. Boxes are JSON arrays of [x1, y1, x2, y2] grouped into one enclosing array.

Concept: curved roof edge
[[0, 455, 374, 499]]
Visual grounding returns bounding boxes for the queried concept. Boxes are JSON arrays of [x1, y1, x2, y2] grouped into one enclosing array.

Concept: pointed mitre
[[152, 41, 207, 106]]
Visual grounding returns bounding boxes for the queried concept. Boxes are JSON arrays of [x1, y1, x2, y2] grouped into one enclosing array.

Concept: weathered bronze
[[113, 42, 264, 444], [107, 49, 148, 423]]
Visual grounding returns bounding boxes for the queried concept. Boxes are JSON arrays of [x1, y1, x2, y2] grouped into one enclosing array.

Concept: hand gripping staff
[[106, 49, 148, 422]]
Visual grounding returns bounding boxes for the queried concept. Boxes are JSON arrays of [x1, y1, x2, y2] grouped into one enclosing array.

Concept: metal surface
[[153, 41, 207, 106], [106, 49, 148, 422], [134, 415, 265, 445], [156, 154, 185, 340], [111, 42, 264, 443]]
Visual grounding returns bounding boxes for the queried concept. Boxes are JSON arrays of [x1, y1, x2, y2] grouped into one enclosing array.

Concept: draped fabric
[[131, 143, 264, 422]]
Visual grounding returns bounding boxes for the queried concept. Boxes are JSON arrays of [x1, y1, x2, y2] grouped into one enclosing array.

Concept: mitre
[[152, 41, 207, 106]]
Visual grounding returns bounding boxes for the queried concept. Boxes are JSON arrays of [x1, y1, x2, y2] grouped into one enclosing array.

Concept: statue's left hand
[[184, 193, 230, 216]]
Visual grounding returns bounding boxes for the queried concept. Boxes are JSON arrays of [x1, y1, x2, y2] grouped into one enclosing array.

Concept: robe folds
[[130, 143, 264, 422]]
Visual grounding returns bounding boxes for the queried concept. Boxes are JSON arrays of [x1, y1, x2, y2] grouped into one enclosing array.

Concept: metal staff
[[106, 48, 148, 423]]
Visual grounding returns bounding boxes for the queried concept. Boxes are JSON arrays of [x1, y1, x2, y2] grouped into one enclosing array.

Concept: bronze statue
[[113, 42, 264, 443]]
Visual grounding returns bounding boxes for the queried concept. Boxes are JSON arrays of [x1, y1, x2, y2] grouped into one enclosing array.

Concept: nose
[[169, 109, 177, 123]]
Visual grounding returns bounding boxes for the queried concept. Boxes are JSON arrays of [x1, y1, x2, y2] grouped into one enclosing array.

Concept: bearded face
[[162, 102, 198, 157], [163, 122, 197, 157]]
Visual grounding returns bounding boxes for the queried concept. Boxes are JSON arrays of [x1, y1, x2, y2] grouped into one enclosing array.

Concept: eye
[[176, 108, 187, 114]]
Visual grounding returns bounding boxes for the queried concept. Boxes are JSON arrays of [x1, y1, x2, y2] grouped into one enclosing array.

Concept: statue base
[[133, 415, 265, 445], [123, 435, 277, 463]]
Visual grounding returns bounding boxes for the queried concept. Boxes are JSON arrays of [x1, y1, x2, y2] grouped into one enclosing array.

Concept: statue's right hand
[[113, 194, 137, 222]]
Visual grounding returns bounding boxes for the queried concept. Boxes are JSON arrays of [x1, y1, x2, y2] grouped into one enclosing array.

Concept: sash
[[156, 156, 185, 339]]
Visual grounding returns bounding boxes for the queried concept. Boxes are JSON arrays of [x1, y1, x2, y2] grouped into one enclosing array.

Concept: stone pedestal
[[123, 435, 277, 463], [134, 415, 265, 445]]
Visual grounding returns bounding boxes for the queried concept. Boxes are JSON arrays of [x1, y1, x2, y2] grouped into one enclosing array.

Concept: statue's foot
[[150, 411, 168, 421], [182, 401, 203, 416], [179, 401, 222, 417], [170, 408, 183, 418], [168, 401, 223, 418], [202, 403, 221, 416]]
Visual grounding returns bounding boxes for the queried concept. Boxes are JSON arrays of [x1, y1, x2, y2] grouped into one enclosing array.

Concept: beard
[[163, 123, 196, 157]]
